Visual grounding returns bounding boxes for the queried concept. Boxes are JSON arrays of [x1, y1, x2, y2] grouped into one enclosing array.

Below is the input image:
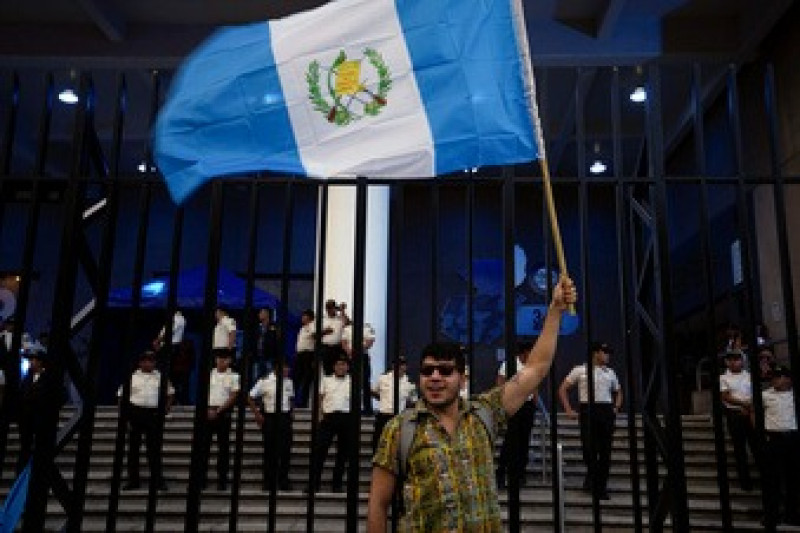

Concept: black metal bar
[[23, 71, 94, 533], [502, 172, 521, 533], [347, 177, 368, 533], [764, 64, 800, 424], [185, 180, 225, 531], [230, 182, 258, 533], [109, 73, 126, 178], [305, 183, 329, 532], [106, 182, 152, 532], [0, 71, 18, 176], [693, 63, 733, 530], [0, 71, 52, 484], [646, 63, 690, 532], [466, 179, 475, 386], [430, 184, 439, 341], [388, 184, 404, 533]]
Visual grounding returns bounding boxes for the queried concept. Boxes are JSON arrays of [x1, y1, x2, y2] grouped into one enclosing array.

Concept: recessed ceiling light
[[589, 160, 607, 174], [137, 162, 148, 173], [629, 86, 647, 103], [58, 89, 79, 104]]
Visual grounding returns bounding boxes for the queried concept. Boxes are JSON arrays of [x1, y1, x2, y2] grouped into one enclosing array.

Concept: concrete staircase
[[0, 406, 794, 531]]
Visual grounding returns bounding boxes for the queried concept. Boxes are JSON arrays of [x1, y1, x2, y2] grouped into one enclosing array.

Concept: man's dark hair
[[302, 309, 315, 320], [419, 342, 466, 373]]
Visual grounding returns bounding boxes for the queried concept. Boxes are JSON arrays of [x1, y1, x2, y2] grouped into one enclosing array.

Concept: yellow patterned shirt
[[372, 386, 507, 532]]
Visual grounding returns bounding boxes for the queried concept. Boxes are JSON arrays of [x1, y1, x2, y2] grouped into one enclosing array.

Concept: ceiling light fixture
[[589, 141, 606, 175], [58, 88, 79, 105], [629, 86, 647, 103], [137, 162, 148, 173]]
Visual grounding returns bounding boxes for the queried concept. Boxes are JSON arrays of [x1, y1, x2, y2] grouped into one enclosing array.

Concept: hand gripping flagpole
[[511, 0, 575, 314]]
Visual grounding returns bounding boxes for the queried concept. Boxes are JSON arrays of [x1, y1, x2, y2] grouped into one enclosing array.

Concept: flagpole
[[511, 0, 575, 314]]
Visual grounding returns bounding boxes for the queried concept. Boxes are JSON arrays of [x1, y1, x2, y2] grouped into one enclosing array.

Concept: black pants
[[497, 399, 536, 483], [321, 344, 342, 375], [372, 412, 394, 452], [311, 412, 352, 490], [724, 408, 757, 489], [762, 430, 800, 524], [126, 405, 164, 484], [579, 403, 615, 493], [293, 350, 317, 408], [203, 411, 232, 485], [262, 412, 292, 489]]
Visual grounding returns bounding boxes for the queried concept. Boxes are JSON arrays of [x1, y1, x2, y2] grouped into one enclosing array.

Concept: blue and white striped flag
[[155, 0, 540, 204]]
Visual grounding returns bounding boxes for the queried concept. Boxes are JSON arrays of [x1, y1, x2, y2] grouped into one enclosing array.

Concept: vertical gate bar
[[0, 71, 52, 483], [502, 173, 520, 532], [695, 63, 733, 530], [575, 64, 602, 533], [466, 179, 475, 383], [230, 181, 258, 533], [305, 182, 330, 532], [612, 66, 643, 533], [389, 184, 404, 533], [272, 180, 296, 532], [430, 184, 439, 341], [646, 63, 690, 532], [23, 71, 92, 533], [140, 69, 163, 533], [109, 73, 126, 178], [347, 176, 368, 533], [69, 70, 124, 530], [185, 180, 225, 532], [106, 182, 152, 531], [1, 71, 19, 176], [764, 64, 800, 422]]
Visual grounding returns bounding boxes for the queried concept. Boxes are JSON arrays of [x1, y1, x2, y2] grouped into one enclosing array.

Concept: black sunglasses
[[420, 364, 457, 377]]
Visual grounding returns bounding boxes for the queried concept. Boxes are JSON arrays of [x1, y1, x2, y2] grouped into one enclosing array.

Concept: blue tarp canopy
[[108, 267, 281, 310]]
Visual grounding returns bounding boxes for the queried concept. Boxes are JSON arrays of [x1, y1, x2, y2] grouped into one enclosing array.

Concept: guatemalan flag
[[155, 0, 541, 204]]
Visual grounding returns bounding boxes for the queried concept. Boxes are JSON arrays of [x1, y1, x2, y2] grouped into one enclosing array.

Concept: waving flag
[[155, 0, 540, 204]]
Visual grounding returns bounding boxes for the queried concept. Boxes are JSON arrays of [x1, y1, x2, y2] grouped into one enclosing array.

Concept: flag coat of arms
[[155, 0, 540, 203]]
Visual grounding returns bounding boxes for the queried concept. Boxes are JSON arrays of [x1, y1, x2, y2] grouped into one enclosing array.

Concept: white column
[[319, 184, 389, 383]]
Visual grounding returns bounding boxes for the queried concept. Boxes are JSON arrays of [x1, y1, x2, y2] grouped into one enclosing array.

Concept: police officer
[[119, 350, 173, 491], [248, 364, 294, 491], [308, 353, 352, 492], [559, 342, 622, 499], [203, 350, 240, 490]]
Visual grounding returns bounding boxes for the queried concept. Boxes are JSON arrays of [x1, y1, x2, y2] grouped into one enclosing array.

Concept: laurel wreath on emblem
[[306, 48, 392, 126]]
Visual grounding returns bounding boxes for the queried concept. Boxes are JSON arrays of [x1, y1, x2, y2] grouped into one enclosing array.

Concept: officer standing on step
[[119, 350, 173, 491], [559, 341, 622, 500], [202, 350, 239, 490]]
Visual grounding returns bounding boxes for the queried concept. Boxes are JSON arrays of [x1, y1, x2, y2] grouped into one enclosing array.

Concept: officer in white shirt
[[248, 365, 294, 491], [308, 353, 352, 493], [118, 351, 174, 491], [320, 299, 345, 375], [371, 356, 415, 451], [153, 310, 187, 373], [719, 349, 757, 491], [293, 309, 317, 408], [496, 341, 537, 489], [342, 320, 376, 414], [212, 307, 237, 359], [559, 342, 622, 500], [203, 351, 240, 490], [759, 365, 799, 526]]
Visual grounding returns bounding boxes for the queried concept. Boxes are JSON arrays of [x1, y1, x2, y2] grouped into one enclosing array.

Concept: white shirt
[[159, 311, 186, 345], [320, 374, 351, 413], [321, 315, 343, 347], [498, 357, 535, 401], [565, 364, 620, 404], [761, 387, 797, 431], [213, 316, 237, 349], [1, 331, 11, 352], [296, 322, 316, 352], [341, 323, 376, 352], [373, 371, 415, 414], [249, 373, 294, 413], [119, 369, 174, 408], [209, 368, 240, 407], [719, 370, 752, 411]]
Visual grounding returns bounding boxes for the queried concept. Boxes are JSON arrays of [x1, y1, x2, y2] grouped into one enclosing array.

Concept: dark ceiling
[[0, 0, 794, 179]]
